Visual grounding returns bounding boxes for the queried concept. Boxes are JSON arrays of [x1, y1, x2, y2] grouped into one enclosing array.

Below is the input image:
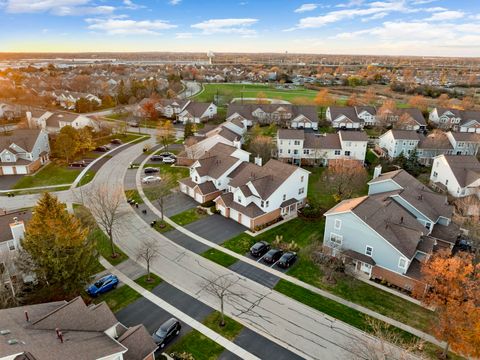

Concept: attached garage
[[217, 205, 225, 216], [194, 192, 203, 203], [2, 166, 14, 175], [15, 166, 28, 174]]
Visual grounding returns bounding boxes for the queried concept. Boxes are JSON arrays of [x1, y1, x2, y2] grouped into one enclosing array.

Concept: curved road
[[2, 139, 413, 360]]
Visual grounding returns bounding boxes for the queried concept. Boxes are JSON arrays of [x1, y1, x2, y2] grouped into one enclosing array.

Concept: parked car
[[262, 249, 284, 264], [144, 167, 160, 174], [151, 155, 164, 161], [162, 157, 176, 164], [152, 318, 181, 348], [95, 145, 111, 152], [86, 274, 118, 297], [159, 152, 175, 158], [128, 121, 139, 127], [456, 239, 473, 252], [110, 138, 123, 145], [250, 241, 271, 257], [142, 176, 161, 184], [277, 252, 297, 268], [69, 161, 86, 168]]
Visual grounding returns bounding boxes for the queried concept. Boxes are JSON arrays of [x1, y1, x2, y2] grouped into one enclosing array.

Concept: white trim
[[398, 257, 407, 269], [329, 232, 343, 246], [365, 245, 373, 257]]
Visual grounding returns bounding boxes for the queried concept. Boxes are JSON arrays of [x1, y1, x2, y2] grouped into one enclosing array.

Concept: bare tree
[[0, 251, 23, 309], [136, 239, 160, 282], [83, 185, 126, 259], [146, 182, 171, 222], [202, 274, 244, 327]]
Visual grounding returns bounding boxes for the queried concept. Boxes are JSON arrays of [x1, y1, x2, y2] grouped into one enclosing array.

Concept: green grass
[[77, 170, 96, 187], [124, 189, 144, 204], [13, 163, 81, 189], [203, 311, 243, 341], [170, 208, 208, 226], [153, 220, 175, 233], [167, 330, 225, 360], [94, 226, 128, 266], [202, 248, 238, 267], [0, 186, 71, 196], [94, 274, 161, 313]]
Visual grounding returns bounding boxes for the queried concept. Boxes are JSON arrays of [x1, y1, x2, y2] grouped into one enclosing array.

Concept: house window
[[283, 194, 286, 201], [425, 222, 431, 230], [303, 149, 309, 155], [194, 176, 198, 182], [287, 149, 291, 154], [237, 196, 242, 203], [334, 150, 341, 155], [261, 200, 264, 207], [298, 187, 304, 195], [344, 151, 351, 156], [433, 171, 438, 177], [398, 258, 407, 269], [294, 140, 301, 145], [300, 176, 304, 183], [279, 149, 283, 154], [365, 246, 373, 257], [445, 179, 449, 185], [266, 200, 269, 207], [293, 150, 298, 155], [8, 241, 15, 251], [330, 233, 342, 246], [334, 219, 341, 230]]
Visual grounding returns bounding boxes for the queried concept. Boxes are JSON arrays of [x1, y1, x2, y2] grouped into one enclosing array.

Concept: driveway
[[162, 192, 197, 217], [0, 175, 23, 190], [228, 261, 280, 289], [184, 215, 247, 245], [162, 229, 210, 254]]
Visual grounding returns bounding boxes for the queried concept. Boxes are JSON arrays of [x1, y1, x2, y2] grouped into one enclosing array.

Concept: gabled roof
[[217, 192, 265, 218], [441, 155, 480, 187], [355, 106, 376, 116], [418, 131, 452, 150], [118, 325, 158, 360], [447, 131, 480, 142], [339, 130, 369, 142], [435, 107, 462, 117], [277, 129, 305, 140], [183, 102, 213, 117], [0, 129, 43, 153], [382, 129, 423, 141], [226, 103, 318, 123], [0, 210, 32, 244], [396, 108, 426, 126], [328, 106, 361, 123]]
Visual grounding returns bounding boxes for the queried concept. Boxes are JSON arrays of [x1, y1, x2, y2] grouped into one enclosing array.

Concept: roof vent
[[8, 339, 18, 345], [0, 330, 11, 335]]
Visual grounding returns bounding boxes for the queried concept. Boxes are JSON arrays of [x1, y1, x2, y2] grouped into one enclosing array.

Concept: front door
[[360, 263, 372, 276]]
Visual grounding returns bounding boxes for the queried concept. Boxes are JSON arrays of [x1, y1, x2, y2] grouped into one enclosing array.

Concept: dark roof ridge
[[30, 297, 80, 326]]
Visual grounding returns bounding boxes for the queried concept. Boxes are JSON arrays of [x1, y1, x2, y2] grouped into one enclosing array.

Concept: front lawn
[[13, 162, 81, 189], [170, 208, 208, 226], [152, 220, 174, 233], [203, 311, 243, 341], [77, 170, 96, 187], [125, 189, 144, 204], [202, 248, 238, 268], [167, 330, 225, 360]]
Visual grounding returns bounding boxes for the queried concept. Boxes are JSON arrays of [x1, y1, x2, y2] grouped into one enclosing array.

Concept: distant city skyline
[[0, 0, 479, 56]]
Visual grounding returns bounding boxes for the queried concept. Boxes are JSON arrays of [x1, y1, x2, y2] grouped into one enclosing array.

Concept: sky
[[0, 0, 479, 56]]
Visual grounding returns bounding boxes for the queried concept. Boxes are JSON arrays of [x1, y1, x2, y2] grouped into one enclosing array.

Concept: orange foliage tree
[[314, 89, 334, 118], [415, 249, 480, 358], [323, 159, 368, 201], [437, 94, 451, 108], [346, 93, 360, 106], [408, 95, 429, 113], [362, 88, 377, 106]]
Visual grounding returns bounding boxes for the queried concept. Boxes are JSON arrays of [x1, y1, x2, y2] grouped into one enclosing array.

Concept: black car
[[69, 161, 86, 168], [110, 138, 123, 145], [262, 249, 283, 264], [159, 152, 176, 159], [250, 241, 271, 257], [152, 318, 181, 348], [151, 155, 164, 161], [144, 167, 160, 174], [277, 252, 297, 268], [95, 145, 110, 152]]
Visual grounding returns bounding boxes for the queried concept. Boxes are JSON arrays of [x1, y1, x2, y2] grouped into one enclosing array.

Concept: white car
[[142, 176, 161, 184], [162, 157, 176, 164]]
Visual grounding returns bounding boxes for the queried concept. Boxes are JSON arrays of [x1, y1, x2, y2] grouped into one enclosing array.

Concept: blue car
[[86, 274, 119, 297]]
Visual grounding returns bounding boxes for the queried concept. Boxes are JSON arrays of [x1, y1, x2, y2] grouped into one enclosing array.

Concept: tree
[[52, 125, 94, 163], [314, 89, 334, 118], [247, 135, 275, 164], [141, 99, 158, 121], [376, 99, 397, 129], [184, 121, 195, 140], [166, 89, 177, 99], [256, 91, 268, 104], [461, 96, 475, 110], [83, 185, 126, 259], [437, 93, 451, 108], [323, 159, 368, 201], [136, 239, 160, 282], [346, 93, 360, 106], [156, 120, 176, 151], [414, 249, 480, 358], [453, 195, 480, 265], [408, 95, 428, 113], [21, 192, 96, 299], [362, 88, 377, 106]]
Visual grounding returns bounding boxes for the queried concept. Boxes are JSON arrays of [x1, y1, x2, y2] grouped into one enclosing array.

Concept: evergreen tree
[[405, 148, 422, 176], [22, 192, 97, 299], [184, 121, 194, 140]]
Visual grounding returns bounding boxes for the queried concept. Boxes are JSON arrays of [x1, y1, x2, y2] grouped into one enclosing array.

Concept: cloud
[[176, 32, 193, 39], [294, 4, 318, 13], [2, 0, 115, 15], [86, 17, 176, 35], [426, 10, 464, 21], [123, 0, 144, 10], [336, 0, 364, 8], [169, 0, 181, 5], [410, 0, 438, 4], [191, 18, 258, 36]]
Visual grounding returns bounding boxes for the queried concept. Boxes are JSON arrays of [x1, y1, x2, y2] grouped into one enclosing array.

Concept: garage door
[[240, 214, 251, 228], [217, 206, 225, 216], [195, 193, 203, 203], [15, 166, 28, 174], [2, 166, 14, 175]]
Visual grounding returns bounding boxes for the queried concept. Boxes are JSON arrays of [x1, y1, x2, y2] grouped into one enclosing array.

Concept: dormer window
[[283, 194, 286, 201]]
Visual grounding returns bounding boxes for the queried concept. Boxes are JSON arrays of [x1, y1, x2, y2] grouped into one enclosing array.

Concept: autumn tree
[[21, 192, 97, 299], [414, 250, 480, 358], [346, 93, 360, 106], [156, 120, 176, 151], [183, 121, 195, 140], [141, 99, 158, 121], [323, 159, 368, 201], [461, 96, 475, 110], [437, 93, 451, 108], [362, 88, 377, 106], [136, 239, 160, 282], [52, 125, 95, 163], [256, 91, 268, 104], [408, 95, 428, 113], [247, 135, 275, 164], [376, 99, 397, 129], [314, 89, 334, 118]]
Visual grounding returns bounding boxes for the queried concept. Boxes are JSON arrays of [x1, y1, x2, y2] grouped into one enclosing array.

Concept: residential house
[[445, 131, 480, 156], [430, 155, 480, 197], [0, 129, 50, 175], [53, 91, 101, 110], [177, 102, 217, 124], [0, 103, 22, 120], [379, 108, 427, 131], [215, 160, 310, 230], [226, 104, 319, 130], [324, 167, 457, 292], [156, 98, 189, 118], [417, 131, 453, 166], [179, 142, 250, 204], [378, 129, 423, 158], [326, 106, 376, 129], [0, 296, 158, 360], [276, 129, 368, 166], [26, 110, 97, 133], [429, 108, 480, 133]]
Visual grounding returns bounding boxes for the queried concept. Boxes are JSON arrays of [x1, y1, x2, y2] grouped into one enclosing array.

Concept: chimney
[[26, 111, 33, 129], [233, 139, 241, 149], [24, 311, 29, 322], [373, 165, 382, 179], [254, 155, 262, 167]]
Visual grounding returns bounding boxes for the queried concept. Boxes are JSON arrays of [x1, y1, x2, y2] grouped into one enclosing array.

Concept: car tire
[[113, 284, 117, 289]]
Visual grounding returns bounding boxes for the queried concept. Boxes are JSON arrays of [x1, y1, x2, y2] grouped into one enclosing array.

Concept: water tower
[[207, 50, 214, 65]]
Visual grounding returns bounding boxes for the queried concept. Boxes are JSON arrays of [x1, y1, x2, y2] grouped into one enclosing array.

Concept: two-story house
[[326, 106, 377, 129], [215, 159, 310, 230], [429, 108, 480, 133], [226, 103, 318, 130], [177, 102, 217, 124], [417, 131, 453, 166], [430, 155, 480, 197], [324, 166, 456, 292], [277, 129, 368, 166], [26, 110, 97, 133], [179, 143, 250, 203], [378, 129, 423, 158], [0, 129, 50, 175], [445, 131, 480, 156], [155, 98, 190, 118]]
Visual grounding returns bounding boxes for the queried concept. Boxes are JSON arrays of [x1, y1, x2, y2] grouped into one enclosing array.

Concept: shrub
[[202, 200, 215, 208]]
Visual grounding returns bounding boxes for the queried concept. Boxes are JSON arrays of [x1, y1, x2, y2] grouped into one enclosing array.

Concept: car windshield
[[252, 243, 263, 250], [94, 279, 105, 287], [266, 249, 277, 256]]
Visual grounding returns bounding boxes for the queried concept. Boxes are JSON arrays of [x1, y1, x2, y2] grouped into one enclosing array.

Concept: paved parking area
[[245, 252, 291, 274], [184, 215, 247, 245], [162, 192, 197, 217], [163, 229, 211, 254], [0, 175, 23, 190], [228, 261, 280, 289]]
